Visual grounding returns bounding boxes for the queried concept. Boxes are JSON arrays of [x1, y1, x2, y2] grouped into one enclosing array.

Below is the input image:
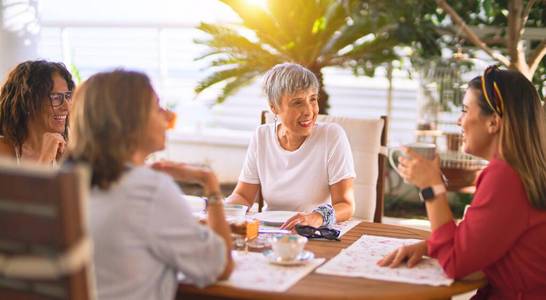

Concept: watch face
[[420, 187, 435, 202]]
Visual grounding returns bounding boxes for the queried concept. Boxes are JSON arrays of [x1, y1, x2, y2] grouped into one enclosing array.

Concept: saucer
[[263, 249, 314, 266]]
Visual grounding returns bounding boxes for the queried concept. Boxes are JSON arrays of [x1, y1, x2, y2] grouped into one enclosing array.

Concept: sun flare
[[244, 0, 268, 10]]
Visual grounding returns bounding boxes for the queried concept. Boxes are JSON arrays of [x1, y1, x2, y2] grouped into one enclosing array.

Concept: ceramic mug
[[388, 143, 437, 178]]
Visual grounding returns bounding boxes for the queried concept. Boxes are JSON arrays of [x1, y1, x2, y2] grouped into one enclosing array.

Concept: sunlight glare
[[244, 0, 268, 10]]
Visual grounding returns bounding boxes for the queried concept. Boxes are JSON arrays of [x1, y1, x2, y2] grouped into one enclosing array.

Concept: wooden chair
[[260, 111, 388, 223], [0, 159, 95, 300]]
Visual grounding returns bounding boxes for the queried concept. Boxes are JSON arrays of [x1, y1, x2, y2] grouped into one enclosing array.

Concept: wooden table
[[178, 222, 486, 300]]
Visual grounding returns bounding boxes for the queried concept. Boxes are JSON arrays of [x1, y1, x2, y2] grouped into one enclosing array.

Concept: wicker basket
[[440, 151, 487, 191]]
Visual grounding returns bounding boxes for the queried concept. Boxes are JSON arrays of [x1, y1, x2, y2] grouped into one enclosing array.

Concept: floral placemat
[[316, 235, 453, 286], [332, 219, 362, 238], [218, 251, 325, 292]]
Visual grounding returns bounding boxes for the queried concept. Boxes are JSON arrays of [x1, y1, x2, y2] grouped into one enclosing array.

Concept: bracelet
[[312, 204, 336, 227], [205, 193, 224, 208]]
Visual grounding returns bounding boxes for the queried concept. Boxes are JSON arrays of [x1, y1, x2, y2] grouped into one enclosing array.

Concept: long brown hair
[[468, 67, 546, 209], [69, 70, 153, 189], [0, 60, 75, 153]]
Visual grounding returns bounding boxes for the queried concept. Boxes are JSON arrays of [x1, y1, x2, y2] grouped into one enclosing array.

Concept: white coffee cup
[[270, 234, 307, 261], [223, 204, 248, 222], [388, 143, 437, 178]]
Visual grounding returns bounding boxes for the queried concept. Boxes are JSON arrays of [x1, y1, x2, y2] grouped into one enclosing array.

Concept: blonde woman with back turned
[[69, 70, 233, 300]]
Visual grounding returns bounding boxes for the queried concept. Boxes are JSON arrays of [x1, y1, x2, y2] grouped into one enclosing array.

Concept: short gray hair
[[262, 63, 319, 109]]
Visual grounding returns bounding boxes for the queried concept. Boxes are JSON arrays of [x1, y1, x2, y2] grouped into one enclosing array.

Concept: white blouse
[[239, 122, 356, 212], [89, 166, 226, 300]]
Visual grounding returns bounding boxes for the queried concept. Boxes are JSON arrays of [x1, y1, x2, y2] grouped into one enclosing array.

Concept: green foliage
[[194, 0, 412, 112], [194, 0, 546, 110], [69, 63, 82, 85], [402, 0, 546, 97], [532, 50, 546, 99], [352, 1, 445, 61]]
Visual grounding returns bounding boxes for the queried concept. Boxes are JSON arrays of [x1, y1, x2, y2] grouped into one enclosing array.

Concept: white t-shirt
[[239, 122, 356, 212], [89, 166, 226, 300]]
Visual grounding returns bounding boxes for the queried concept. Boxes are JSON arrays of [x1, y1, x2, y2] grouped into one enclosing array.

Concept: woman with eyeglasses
[[378, 66, 546, 299], [0, 60, 75, 165], [68, 70, 233, 300]]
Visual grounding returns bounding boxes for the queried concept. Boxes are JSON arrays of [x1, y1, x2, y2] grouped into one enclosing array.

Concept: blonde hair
[[69, 70, 153, 189], [469, 68, 546, 209]]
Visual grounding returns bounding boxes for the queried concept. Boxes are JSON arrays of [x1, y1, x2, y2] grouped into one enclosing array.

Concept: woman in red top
[[378, 66, 546, 299]]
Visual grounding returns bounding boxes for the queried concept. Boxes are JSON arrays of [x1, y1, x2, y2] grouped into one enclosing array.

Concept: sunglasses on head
[[295, 224, 341, 241]]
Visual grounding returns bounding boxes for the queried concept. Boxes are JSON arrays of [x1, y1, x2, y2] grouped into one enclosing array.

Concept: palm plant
[[194, 0, 403, 114]]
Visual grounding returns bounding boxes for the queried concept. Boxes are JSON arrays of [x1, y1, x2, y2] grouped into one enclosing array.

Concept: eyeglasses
[[49, 91, 73, 107], [295, 224, 341, 241]]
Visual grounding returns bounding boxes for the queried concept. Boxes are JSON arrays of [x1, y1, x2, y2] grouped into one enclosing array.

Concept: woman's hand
[[398, 148, 443, 189], [151, 161, 205, 182], [377, 240, 428, 268], [280, 212, 323, 230], [151, 160, 220, 195], [38, 132, 65, 163]]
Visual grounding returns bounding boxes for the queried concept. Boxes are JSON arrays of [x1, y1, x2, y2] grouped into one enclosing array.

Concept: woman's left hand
[[398, 148, 443, 189], [280, 212, 323, 230]]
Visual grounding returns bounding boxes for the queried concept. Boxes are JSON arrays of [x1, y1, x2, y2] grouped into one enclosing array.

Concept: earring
[[274, 114, 278, 134]]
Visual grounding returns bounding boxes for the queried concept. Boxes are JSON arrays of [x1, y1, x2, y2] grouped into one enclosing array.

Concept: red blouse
[[428, 158, 546, 300]]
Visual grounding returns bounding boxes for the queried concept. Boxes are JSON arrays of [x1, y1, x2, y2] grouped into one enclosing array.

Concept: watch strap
[[432, 184, 447, 196]]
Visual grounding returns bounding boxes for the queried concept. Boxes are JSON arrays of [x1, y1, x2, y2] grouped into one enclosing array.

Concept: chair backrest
[[0, 159, 94, 300], [260, 111, 388, 222]]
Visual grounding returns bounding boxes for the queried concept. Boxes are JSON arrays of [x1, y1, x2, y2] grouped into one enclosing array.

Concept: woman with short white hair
[[227, 63, 356, 230]]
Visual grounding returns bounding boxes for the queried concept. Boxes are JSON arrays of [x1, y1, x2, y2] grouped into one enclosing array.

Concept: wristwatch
[[419, 184, 447, 202]]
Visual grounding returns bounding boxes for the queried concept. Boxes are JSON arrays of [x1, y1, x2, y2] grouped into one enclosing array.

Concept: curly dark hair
[[0, 60, 75, 154]]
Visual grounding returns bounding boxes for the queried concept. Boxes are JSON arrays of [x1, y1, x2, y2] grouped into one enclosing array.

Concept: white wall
[[159, 129, 250, 184], [0, 0, 39, 75]]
